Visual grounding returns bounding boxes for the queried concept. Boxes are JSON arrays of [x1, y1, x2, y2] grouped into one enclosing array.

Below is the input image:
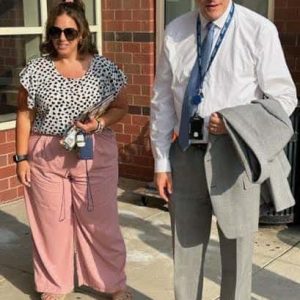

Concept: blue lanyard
[[193, 4, 235, 105]]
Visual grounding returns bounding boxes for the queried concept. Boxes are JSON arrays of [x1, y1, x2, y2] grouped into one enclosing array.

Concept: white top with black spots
[[19, 55, 127, 136]]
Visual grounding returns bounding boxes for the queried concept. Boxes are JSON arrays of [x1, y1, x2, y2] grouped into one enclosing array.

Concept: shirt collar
[[199, 0, 233, 30]]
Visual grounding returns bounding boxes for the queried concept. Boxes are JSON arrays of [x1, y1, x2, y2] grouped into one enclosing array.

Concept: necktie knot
[[206, 21, 215, 31]]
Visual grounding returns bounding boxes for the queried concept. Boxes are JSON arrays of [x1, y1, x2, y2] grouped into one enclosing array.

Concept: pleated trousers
[[169, 142, 253, 300], [24, 131, 126, 294]]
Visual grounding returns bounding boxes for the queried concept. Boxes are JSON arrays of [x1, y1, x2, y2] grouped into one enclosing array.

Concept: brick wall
[[0, 129, 24, 203], [274, 0, 300, 95], [102, 0, 155, 181]]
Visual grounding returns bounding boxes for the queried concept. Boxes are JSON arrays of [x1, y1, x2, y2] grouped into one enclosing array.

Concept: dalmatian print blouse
[[19, 55, 127, 136]]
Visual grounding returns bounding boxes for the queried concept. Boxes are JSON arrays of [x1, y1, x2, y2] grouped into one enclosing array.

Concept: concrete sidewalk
[[0, 178, 300, 300]]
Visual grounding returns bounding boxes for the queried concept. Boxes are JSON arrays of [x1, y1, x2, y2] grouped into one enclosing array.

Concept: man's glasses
[[49, 26, 79, 41]]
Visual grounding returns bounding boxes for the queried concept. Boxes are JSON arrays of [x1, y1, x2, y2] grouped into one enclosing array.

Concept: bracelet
[[94, 119, 105, 133]]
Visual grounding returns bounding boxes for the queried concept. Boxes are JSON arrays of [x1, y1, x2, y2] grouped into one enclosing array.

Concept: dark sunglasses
[[49, 26, 79, 41]]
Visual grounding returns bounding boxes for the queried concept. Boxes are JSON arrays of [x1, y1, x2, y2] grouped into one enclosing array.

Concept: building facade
[[0, 0, 299, 203]]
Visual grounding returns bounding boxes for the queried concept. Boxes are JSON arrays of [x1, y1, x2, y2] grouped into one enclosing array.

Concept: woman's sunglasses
[[49, 26, 79, 41]]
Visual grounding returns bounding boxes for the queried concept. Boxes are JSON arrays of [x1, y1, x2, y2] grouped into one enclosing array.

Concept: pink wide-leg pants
[[24, 131, 126, 294]]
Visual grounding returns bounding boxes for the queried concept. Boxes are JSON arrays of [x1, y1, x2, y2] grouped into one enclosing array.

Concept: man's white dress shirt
[[150, 2, 297, 173]]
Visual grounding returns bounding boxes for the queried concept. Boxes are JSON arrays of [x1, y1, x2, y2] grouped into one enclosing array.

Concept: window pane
[[47, 0, 96, 25], [0, 35, 41, 122], [165, 0, 195, 26], [235, 0, 269, 17], [164, 0, 270, 26], [0, 0, 41, 27]]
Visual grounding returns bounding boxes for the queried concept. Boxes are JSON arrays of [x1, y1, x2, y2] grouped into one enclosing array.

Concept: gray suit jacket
[[205, 99, 294, 239]]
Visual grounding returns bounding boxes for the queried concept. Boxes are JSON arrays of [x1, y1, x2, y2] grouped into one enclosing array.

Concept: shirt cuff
[[154, 157, 171, 173]]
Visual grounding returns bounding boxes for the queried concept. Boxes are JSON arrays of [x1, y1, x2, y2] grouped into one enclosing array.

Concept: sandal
[[112, 289, 133, 300], [41, 293, 66, 300]]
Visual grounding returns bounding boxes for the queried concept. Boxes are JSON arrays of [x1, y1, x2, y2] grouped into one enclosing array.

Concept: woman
[[15, 1, 131, 299]]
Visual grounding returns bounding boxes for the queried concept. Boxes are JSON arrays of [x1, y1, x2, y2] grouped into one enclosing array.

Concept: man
[[150, 1, 297, 299]]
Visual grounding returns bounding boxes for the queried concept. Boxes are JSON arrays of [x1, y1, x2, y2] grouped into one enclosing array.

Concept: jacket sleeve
[[150, 32, 176, 173], [256, 22, 297, 116]]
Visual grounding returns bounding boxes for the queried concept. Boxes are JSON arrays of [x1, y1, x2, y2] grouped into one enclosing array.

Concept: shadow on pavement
[[117, 182, 300, 300], [0, 208, 153, 300]]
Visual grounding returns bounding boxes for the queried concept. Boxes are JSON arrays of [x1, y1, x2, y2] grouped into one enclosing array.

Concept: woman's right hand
[[16, 161, 31, 187]]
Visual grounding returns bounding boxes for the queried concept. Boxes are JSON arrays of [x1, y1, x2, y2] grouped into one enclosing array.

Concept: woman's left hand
[[75, 116, 98, 133]]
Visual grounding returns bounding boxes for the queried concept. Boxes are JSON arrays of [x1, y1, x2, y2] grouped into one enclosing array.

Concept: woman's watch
[[94, 119, 105, 133], [13, 154, 28, 163]]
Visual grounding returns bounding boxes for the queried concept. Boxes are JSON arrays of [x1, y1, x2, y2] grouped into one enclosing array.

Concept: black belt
[[191, 143, 208, 151]]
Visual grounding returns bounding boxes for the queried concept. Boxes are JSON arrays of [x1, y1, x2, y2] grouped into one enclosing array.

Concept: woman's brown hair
[[40, 1, 98, 58]]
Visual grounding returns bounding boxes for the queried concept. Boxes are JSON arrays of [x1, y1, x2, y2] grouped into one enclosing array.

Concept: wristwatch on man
[[13, 154, 28, 163]]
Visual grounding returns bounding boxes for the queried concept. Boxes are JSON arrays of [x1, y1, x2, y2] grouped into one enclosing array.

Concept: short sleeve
[[19, 59, 38, 109], [105, 60, 127, 98]]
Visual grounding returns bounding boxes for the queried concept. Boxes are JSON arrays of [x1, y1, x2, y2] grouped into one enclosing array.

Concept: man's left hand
[[208, 112, 227, 135]]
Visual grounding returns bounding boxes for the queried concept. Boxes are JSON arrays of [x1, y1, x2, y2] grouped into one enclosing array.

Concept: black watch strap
[[13, 154, 28, 163]]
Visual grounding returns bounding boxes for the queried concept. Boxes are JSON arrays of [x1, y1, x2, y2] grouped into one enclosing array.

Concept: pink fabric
[[24, 130, 126, 294]]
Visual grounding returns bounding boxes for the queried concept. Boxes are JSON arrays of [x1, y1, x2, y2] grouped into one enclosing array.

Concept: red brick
[[140, 0, 155, 10], [124, 0, 141, 9], [115, 53, 133, 64], [116, 133, 132, 143], [103, 21, 124, 32], [275, 0, 288, 7], [123, 43, 141, 53], [9, 176, 21, 188], [0, 179, 9, 191], [132, 10, 153, 20], [126, 74, 133, 85], [296, 57, 300, 70], [132, 115, 149, 126], [0, 155, 7, 167], [286, 22, 300, 32], [0, 142, 15, 155], [7, 153, 14, 165], [103, 52, 116, 62], [18, 186, 24, 197], [124, 124, 141, 135], [115, 10, 132, 20], [141, 64, 155, 75], [282, 45, 300, 55], [141, 43, 155, 53], [291, 71, 300, 81], [121, 114, 132, 125], [6, 130, 15, 142], [275, 8, 298, 20], [134, 95, 151, 106], [288, 0, 300, 7], [123, 21, 142, 32], [0, 188, 18, 203], [127, 84, 141, 95], [102, 10, 114, 21], [124, 64, 141, 74], [275, 21, 287, 33], [133, 75, 153, 85], [140, 21, 155, 32], [133, 156, 154, 167], [0, 131, 5, 144], [110, 123, 124, 133], [141, 85, 153, 96], [104, 42, 122, 53], [0, 165, 16, 178], [105, 0, 122, 10], [133, 54, 154, 64]]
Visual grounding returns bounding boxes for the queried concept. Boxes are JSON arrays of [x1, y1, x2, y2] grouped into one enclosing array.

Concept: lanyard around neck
[[193, 4, 235, 105]]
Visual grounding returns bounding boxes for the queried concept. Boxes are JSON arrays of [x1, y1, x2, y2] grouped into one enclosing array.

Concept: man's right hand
[[154, 172, 173, 202]]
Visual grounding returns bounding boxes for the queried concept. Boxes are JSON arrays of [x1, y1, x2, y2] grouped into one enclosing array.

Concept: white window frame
[[156, 0, 275, 65], [0, 0, 102, 130]]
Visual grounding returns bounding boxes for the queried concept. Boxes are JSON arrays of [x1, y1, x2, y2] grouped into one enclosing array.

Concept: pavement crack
[[253, 240, 300, 275]]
